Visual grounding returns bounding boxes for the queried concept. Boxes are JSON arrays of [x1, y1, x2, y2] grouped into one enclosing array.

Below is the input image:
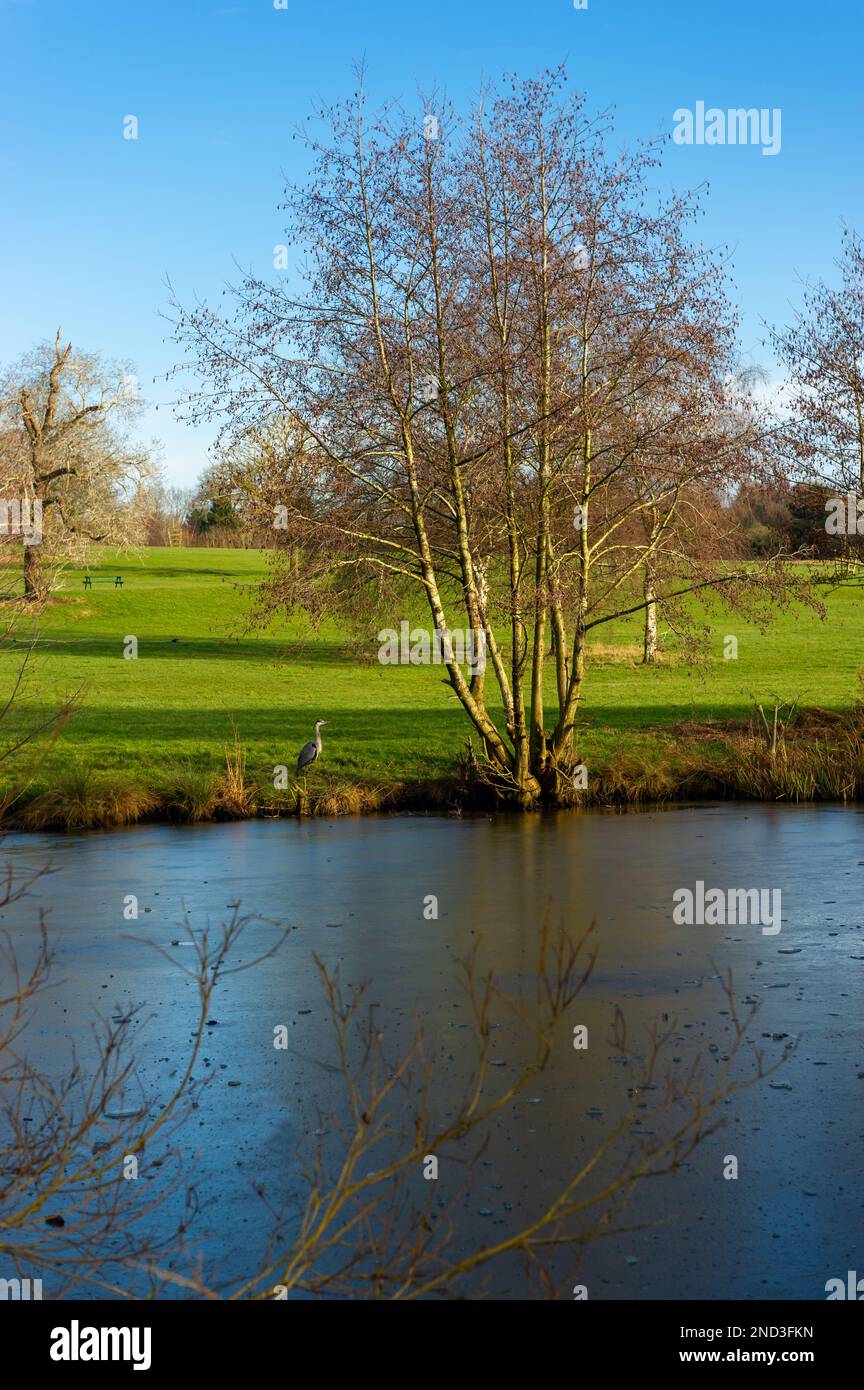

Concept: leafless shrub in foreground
[[0, 899, 292, 1297], [135, 919, 790, 1301]]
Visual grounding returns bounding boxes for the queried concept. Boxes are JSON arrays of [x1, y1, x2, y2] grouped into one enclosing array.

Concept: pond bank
[[6, 708, 864, 830]]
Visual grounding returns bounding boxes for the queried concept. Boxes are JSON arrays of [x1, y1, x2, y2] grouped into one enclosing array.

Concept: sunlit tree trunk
[[22, 540, 44, 601], [642, 562, 658, 664]]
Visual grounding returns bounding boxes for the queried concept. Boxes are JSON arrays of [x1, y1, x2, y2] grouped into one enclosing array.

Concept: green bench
[[83, 575, 124, 589]]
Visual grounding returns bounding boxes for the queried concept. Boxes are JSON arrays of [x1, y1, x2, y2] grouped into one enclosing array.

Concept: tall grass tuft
[[309, 778, 389, 817], [217, 726, 258, 817], [164, 763, 219, 822], [18, 764, 157, 831]]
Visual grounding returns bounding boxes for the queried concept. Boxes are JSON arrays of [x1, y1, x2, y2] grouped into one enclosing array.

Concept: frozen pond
[[3, 803, 863, 1299]]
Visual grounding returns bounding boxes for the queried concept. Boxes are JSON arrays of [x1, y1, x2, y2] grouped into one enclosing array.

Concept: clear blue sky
[[2, 0, 862, 486]]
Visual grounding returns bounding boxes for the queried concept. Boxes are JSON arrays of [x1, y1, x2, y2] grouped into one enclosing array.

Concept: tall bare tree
[[771, 227, 864, 495], [170, 69, 808, 805], [0, 332, 154, 598]]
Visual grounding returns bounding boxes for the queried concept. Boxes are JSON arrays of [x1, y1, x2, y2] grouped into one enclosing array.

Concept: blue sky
[[2, 0, 862, 486]]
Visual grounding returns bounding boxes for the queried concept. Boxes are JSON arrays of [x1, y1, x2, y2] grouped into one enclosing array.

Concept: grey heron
[[296, 720, 328, 778]]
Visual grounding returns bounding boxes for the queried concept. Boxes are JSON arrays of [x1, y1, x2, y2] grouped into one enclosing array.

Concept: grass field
[[2, 546, 863, 821]]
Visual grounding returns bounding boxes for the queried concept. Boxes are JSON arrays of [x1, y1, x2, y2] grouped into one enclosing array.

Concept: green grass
[[2, 547, 863, 810]]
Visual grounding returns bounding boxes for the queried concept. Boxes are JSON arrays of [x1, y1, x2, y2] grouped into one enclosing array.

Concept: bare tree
[[169, 69, 810, 805], [0, 331, 155, 598], [771, 227, 864, 495], [140, 480, 196, 546], [770, 227, 864, 576]]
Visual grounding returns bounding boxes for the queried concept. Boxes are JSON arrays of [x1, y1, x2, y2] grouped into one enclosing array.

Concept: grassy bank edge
[[5, 711, 864, 831]]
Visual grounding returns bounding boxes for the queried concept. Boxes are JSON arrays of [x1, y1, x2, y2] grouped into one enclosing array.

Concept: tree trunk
[[642, 565, 658, 664], [23, 543, 43, 600]]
